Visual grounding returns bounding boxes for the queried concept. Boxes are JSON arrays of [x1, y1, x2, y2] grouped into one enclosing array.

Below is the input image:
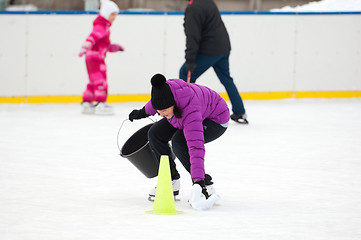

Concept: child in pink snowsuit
[[78, 0, 124, 114]]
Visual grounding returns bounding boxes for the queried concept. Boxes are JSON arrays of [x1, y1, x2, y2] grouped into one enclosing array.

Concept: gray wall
[[7, 0, 317, 11]]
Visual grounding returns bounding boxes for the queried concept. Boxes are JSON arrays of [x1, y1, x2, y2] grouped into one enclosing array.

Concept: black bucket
[[119, 123, 159, 178]]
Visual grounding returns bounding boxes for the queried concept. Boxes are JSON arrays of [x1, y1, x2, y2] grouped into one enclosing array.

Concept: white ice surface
[[1, 99, 361, 240]]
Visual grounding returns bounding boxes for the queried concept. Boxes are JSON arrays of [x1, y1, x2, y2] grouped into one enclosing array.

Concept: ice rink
[[1, 98, 361, 240]]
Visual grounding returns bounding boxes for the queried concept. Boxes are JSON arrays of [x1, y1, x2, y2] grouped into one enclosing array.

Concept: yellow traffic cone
[[145, 155, 184, 215]]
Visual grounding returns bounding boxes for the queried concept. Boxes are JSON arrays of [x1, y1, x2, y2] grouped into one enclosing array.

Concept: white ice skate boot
[[204, 174, 216, 196], [94, 102, 114, 115], [81, 102, 95, 114], [148, 179, 180, 201], [206, 184, 216, 196]]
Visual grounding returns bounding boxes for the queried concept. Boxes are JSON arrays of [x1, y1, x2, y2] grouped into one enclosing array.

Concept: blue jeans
[[179, 53, 246, 115]]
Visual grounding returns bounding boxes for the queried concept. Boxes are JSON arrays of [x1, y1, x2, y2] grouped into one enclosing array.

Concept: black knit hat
[[150, 73, 175, 110]]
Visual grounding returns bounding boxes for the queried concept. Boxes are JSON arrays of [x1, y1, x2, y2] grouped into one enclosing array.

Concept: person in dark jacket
[[179, 0, 248, 124]]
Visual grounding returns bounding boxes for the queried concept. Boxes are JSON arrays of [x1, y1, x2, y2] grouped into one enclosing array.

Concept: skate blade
[[148, 196, 180, 202], [233, 119, 249, 124]]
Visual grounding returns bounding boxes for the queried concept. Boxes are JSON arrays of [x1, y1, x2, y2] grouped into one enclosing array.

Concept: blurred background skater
[[179, 0, 248, 124], [78, 0, 124, 115]]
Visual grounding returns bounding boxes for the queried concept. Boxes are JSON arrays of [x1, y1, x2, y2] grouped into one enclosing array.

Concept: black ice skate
[[231, 113, 249, 124]]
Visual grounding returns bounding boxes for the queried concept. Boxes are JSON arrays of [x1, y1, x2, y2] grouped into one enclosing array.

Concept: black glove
[[193, 180, 209, 199], [186, 62, 196, 73], [129, 107, 148, 122]]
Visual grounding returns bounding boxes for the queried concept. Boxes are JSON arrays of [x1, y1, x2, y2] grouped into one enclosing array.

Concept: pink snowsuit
[[82, 15, 117, 103]]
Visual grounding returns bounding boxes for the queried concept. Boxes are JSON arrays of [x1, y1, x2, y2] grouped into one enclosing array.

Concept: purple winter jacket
[[145, 78, 230, 181]]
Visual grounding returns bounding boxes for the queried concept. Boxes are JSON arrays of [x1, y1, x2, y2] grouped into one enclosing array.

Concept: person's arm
[[182, 110, 205, 182], [108, 44, 124, 52], [79, 24, 107, 57], [184, 6, 202, 72], [183, 110, 221, 210], [128, 101, 153, 122], [86, 24, 107, 45]]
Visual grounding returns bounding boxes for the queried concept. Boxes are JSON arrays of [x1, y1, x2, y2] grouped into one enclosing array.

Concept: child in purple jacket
[[129, 73, 229, 210]]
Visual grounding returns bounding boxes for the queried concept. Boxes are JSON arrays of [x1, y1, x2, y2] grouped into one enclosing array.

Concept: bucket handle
[[117, 117, 156, 154]]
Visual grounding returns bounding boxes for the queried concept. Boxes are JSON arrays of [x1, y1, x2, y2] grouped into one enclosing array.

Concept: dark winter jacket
[[183, 0, 231, 65]]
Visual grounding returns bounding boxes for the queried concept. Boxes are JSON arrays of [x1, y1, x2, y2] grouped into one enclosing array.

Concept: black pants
[[147, 118, 227, 183]]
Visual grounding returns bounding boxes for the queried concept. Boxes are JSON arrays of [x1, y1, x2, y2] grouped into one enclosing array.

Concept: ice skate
[[148, 179, 180, 201], [206, 184, 216, 196], [187, 182, 218, 208], [231, 113, 248, 124], [204, 174, 216, 196], [94, 102, 114, 115], [189, 184, 221, 210], [81, 102, 95, 114]]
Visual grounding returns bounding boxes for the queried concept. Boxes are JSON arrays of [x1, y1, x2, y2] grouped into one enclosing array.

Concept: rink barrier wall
[[1, 91, 361, 103], [0, 11, 360, 103]]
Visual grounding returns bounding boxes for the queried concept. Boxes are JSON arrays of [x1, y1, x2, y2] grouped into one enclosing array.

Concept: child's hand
[[78, 41, 92, 57], [128, 107, 148, 122], [108, 44, 124, 52]]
